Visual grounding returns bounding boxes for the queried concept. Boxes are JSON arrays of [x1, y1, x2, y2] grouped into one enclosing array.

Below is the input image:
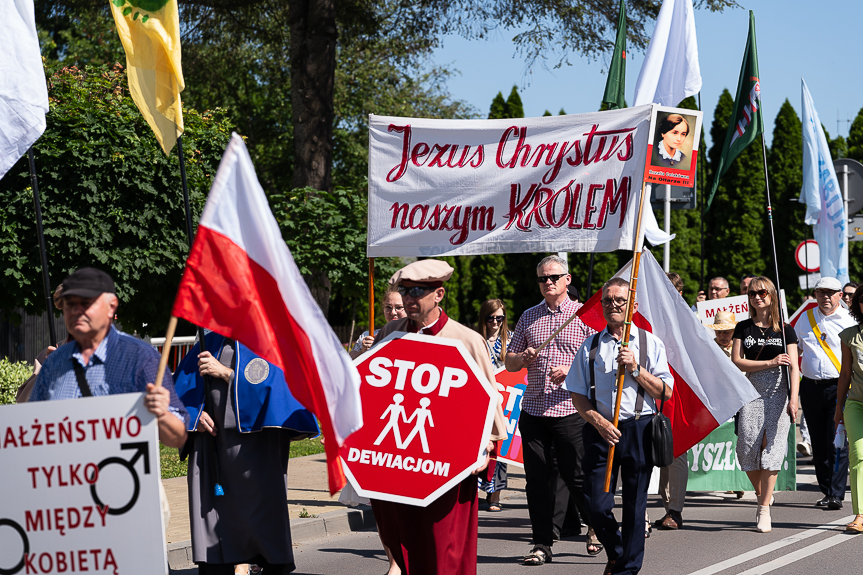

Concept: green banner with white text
[[685, 421, 796, 492]]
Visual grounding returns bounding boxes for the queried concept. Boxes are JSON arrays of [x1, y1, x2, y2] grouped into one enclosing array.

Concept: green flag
[[705, 10, 764, 211], [602, 0, 626, 110]]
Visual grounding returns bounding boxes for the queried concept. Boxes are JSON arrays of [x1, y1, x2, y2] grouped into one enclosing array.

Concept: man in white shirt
[[565, 278, 673, 575], [794, 276, 856, 510]]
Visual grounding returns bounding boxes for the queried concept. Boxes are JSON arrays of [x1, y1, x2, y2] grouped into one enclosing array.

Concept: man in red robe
[[371, 259, 508, 574]]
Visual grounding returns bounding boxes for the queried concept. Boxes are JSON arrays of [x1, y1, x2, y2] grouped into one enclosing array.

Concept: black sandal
[[586, 531, 603, 556], [523, 544, 553, 565]]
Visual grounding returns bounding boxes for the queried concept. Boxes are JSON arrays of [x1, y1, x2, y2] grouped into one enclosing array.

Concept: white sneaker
[[797, 441, 812, 457]]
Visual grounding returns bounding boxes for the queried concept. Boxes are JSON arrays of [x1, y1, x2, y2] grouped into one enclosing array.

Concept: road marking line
[[734, 532, 858, 575], [687, 516, 854, 575]]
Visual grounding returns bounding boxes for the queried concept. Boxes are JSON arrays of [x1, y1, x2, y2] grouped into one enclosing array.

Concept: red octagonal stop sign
[[340, 332, 496, 506]]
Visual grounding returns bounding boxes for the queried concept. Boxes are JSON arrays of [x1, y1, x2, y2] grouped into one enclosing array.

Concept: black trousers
[[549, 448, 583, 537], [519, 411, 588, 547], [800, 376, 848, 500], [583, 417, 652, 575]]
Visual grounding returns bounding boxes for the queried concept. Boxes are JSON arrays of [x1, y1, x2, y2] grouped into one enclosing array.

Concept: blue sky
[[430, 0, 863, 149]]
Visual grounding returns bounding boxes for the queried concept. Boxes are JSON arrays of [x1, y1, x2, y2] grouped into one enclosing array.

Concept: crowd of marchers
[[15, 259, 863, 575]]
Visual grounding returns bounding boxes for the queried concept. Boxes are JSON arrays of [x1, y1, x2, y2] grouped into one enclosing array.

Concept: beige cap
[[389, 259, 454, 285], [705, 310, 738, 331]]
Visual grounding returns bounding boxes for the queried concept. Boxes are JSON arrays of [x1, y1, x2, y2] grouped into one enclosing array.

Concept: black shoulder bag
[[633, 334, 673, 467]]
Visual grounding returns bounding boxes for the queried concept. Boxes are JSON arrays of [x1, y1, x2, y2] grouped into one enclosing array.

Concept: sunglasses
[[843, 292, 855, 298], [397, 285, 434, 298], [485, 315, 505, 323], [383, 305, 405, 313], [814, 289, 838, 298], [747, 288, 769, 299], [536, 274, 566, 284]]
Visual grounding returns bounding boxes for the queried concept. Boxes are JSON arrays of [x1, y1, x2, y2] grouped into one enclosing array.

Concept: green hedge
[[0, 359, 33, 405]]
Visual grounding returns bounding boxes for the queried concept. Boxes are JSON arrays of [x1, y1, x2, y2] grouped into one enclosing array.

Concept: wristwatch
[[630, 364, 641, 378]]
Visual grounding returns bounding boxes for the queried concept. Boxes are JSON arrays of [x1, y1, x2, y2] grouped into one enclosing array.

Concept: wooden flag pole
[[603, 180, 650, 493], [369, 258, 376, 337], [154, 316, 178, 388]]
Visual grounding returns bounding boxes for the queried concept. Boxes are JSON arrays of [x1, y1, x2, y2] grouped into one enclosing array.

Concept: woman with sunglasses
[[731, 277, 800, 533], [476, 299, 513, 511], [349, 284, 407, 359], [836, 285, 863, 533], [843, 283, 858, 308]]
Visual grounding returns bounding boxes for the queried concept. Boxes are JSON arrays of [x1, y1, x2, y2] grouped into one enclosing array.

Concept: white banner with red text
[[0, 393, 166, 575], [367, 106, 654, 256]]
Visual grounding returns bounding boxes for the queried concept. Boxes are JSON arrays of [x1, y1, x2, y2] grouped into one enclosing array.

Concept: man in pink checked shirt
[[506, 255, 597, 566]]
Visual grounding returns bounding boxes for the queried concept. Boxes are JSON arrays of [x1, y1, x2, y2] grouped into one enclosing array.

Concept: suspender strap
[[588, 333, 600, 409], [807, 309, 842, 374], [72, 361, 93, 397], [634, 330, 648, 418]]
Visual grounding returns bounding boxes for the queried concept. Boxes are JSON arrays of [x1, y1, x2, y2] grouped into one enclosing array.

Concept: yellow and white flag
[[109, 0, 184, 155]]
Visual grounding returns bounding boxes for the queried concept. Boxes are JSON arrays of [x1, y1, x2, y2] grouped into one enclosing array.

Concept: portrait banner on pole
[[367, 105, 654, 257], [0, 393, 167, 575]]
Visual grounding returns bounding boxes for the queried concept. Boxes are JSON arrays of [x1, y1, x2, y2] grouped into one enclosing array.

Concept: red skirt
[[371, 474, 479, 575]]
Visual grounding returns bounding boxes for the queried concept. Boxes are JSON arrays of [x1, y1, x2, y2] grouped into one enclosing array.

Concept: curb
[[168, 505, 377, 570]]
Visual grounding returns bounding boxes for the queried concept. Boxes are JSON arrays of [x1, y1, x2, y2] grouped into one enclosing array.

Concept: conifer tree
[[768, 99, 806, 301], [705, 89, 767, 286], [489, 92, 508, 120], [847, 107, 863, 163], [506, 86, 524, 118]]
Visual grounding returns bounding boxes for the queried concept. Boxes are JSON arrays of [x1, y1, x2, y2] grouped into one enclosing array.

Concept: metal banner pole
[[28, 147, 58, 345]]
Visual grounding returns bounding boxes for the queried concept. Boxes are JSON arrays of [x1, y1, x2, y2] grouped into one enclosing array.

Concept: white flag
[[0, 0, 49, 179], [800, 79, 849, 284], [633, 0, 702, 107]]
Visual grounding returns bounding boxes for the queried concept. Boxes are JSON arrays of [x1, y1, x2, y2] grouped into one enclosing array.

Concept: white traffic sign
[[799, 272, 821, 291], [795, 240, 820, 273]]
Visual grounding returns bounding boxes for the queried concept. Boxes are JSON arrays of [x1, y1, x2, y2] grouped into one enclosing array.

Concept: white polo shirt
[[794, 305, 855, 380]]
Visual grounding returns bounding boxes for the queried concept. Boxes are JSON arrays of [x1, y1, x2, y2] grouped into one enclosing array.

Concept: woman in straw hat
[[731, 277, 800, 533]]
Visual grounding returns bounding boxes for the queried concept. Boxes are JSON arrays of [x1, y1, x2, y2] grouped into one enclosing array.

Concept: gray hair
[[603, 277, 630, 292], [537, 255, 568, 274]]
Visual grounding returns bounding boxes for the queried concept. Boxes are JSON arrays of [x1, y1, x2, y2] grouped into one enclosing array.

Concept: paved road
[[175, 460, 863, 575]]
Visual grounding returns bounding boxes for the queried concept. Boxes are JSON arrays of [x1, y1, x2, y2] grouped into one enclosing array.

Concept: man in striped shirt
[[506, 255, 596, 565]]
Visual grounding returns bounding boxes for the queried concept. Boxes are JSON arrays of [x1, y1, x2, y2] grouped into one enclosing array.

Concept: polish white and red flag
[[576, 250, 759, 456], [172, 133, 363, 494]]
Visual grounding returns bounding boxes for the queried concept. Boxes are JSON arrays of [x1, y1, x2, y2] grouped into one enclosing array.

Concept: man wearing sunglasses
[[370, 259, 508, 574], [793, 276, 856, 510], [505, 255, 596, 565]]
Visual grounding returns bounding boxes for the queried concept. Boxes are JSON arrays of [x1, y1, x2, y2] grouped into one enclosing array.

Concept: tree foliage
[[0, 64, 232, 335]]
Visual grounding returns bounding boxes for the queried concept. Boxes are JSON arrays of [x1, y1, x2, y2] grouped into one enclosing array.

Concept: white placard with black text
[[0, 393, 166, 575]]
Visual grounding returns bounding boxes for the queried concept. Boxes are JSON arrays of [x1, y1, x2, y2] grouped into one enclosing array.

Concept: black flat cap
[[61, 267, 115, 299]]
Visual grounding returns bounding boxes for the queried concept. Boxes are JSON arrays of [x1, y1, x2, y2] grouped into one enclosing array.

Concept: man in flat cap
[[371, 258, 508, 575], [30, 267, 188, 448]]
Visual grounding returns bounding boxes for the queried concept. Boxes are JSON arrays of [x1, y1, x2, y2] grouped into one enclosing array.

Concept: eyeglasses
[[397, 285, 434, 298], [383, 305, 405, 313], [814, 289, 838, 298], [485, 315, 505, 323], [601, 297, 628, 308], [536, 274, 566, 284], [747, 289, 769, 299]]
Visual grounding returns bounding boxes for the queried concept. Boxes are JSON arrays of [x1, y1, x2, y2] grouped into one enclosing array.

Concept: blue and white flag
[[800, 79, 849, 284]]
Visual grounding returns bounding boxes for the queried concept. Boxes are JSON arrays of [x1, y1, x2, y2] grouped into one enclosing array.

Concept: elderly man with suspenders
[[564, 277, 673, 575], [794, 277, 856, 510]]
